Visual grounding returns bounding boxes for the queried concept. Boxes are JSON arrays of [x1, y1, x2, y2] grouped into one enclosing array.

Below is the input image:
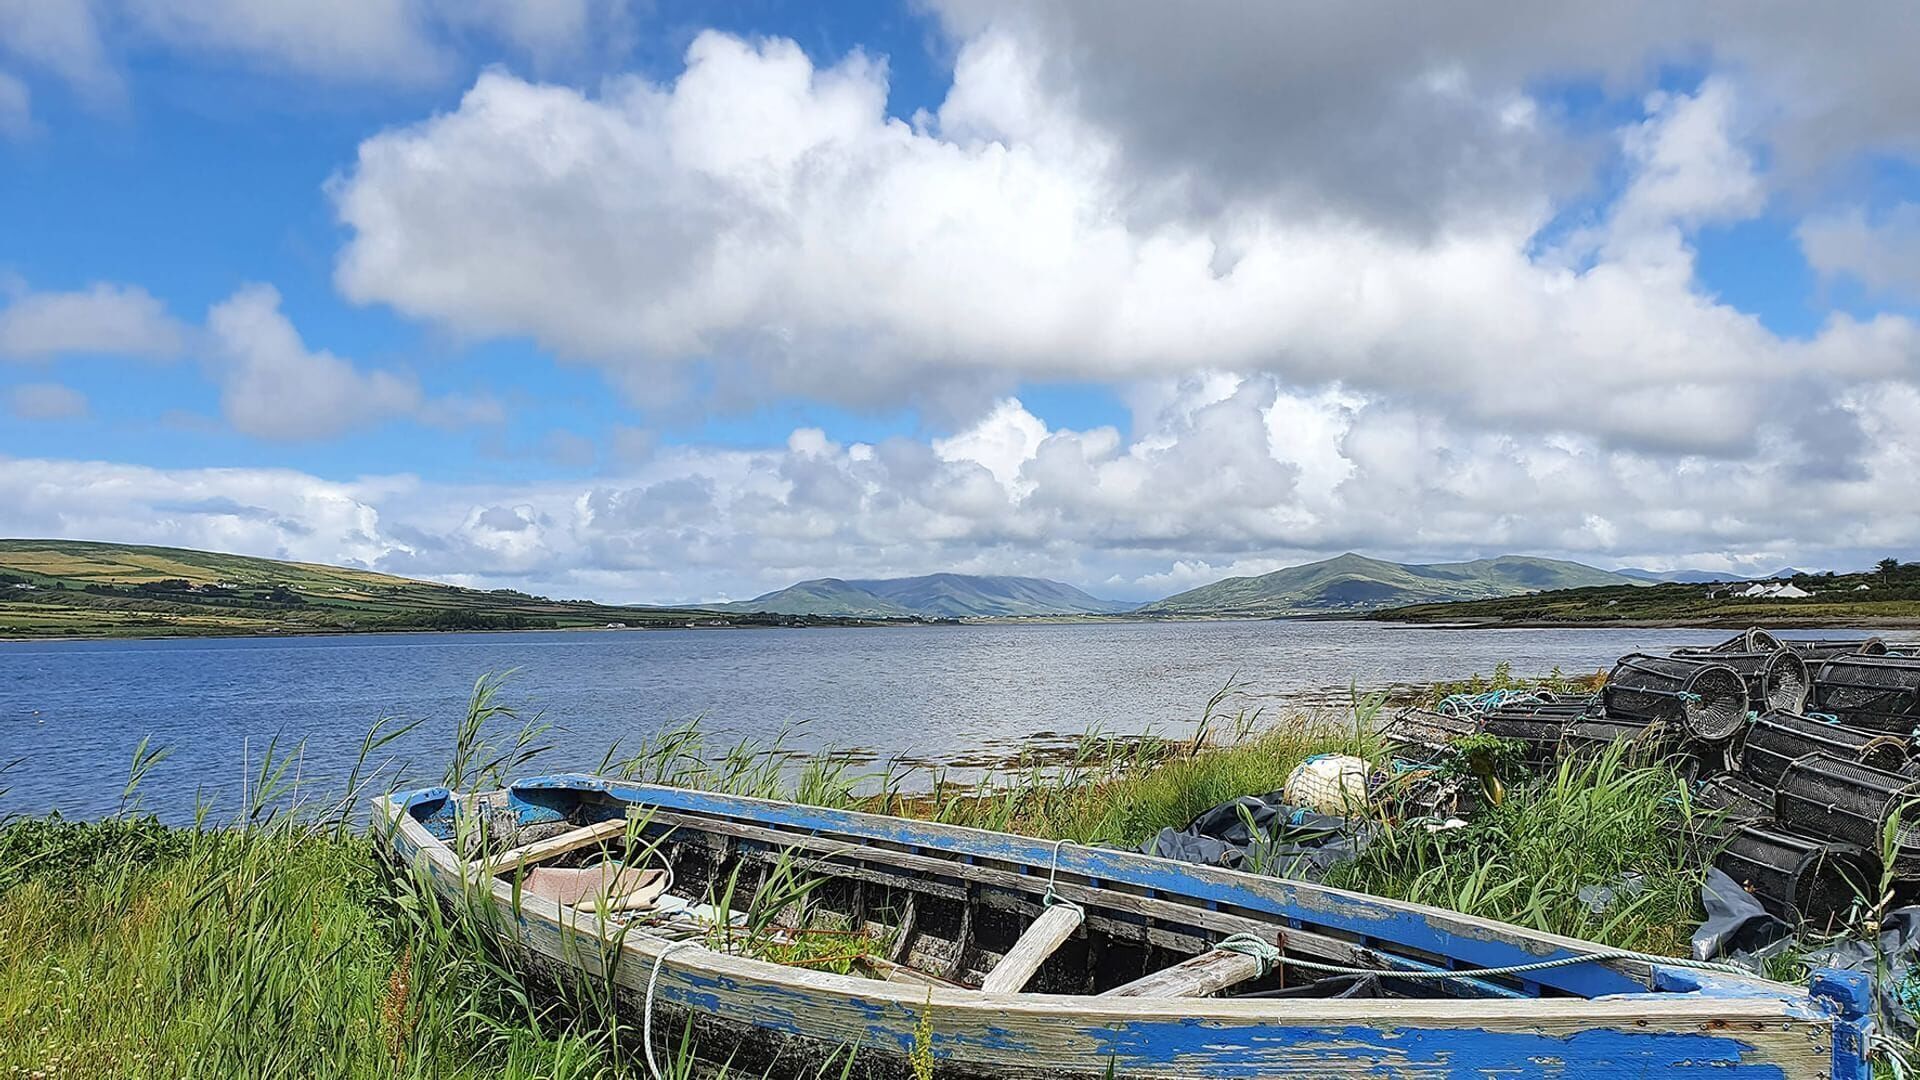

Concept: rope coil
[[1212, 932, 1283, 975]]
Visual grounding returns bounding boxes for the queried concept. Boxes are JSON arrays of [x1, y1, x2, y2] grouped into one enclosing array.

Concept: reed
[[0, 669, 1905, 1076]]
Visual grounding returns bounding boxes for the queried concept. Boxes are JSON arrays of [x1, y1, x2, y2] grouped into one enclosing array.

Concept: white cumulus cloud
[[0, 281, 187, 360], [330, 31, 1917, 459]]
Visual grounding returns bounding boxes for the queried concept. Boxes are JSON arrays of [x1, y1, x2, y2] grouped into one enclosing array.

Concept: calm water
[[0, 621, 1903, 821]]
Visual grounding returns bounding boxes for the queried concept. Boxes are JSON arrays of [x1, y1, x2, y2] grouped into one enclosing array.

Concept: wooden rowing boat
[[373, 774, 1873, 1078]]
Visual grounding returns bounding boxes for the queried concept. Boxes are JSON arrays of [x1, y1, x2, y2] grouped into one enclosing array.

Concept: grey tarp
[[1140, 791, 1369, 879], [1694, 869, 1920, 1040]]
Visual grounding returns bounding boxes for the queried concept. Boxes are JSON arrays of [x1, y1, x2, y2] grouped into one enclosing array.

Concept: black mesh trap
[[1741, 711, 1908, 789], [1378, 708, 1479, 755], [1775, 751, 1920, 870], [1810, 654, 1920, 735], [1787, 637, 1889, 659], [1560, 714, 1679, 766], [1603, 654, 1750, 743], [1695, 774, 1773, 823], [1480, 702, 1588, 769], [1713, 822, 1874, 927], [1674, 647, 1811, 714], [1703, 627, 1785, 654]]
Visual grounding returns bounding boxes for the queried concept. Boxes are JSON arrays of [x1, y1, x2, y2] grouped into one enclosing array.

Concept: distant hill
[[1139, 553, 1639, 615], [0, 539, 866, 638], [716, 573, 1131, 618], [1616, 568, 1748, 584], [1370, 563, 1920, 626]]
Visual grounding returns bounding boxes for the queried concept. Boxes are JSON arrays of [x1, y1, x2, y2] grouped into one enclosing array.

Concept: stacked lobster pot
[[1673, 646, 1812, 716], [1713, 822, 1879, 931], [1699, 634, 1917, 925], [1380, 694, 1592, 769], [1789, 637, 1889, 660], [1481, 698, 1593, 769], [1381, 629, 1919, 925], [1807, 654, 1920, 735], [1492, 629, 1913, 925], [1584, 653, 1748, 774]]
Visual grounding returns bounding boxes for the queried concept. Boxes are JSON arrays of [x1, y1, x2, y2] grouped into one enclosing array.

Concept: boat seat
[[979, 902, 1084, 994], [520, 865, 669, 913]]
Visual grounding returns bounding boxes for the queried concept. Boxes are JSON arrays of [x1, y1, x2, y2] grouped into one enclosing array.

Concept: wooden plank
[[639, 809, 1375, 970], [980, 903, 1083, 994], [486, 816, 629, 877], [856, 955, 966, 989], [1099, 947, 1265, 998], [888, 891, 917, 963], [580, 779, 1662, 995]]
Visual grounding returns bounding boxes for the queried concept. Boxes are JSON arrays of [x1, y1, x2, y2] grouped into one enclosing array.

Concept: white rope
[[643, 939, 698, 1080], [1212, 932, 1283, 975], [1042, 837, 1079, 907]]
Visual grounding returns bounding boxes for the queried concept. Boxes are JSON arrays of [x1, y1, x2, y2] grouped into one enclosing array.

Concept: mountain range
[[3, 538, 1781, 630], [712, 573, 1133, 618], [1615, 568, 1749, 584], [1137, 553, 1639, 615]]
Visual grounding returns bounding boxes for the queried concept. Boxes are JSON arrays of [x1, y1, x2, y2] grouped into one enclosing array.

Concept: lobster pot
[[1787, 637, 1888, 659], [1714, 823, 1873, 926], [1775, 752, 1920, 869], [1810, 655, 1920, 734], [1480, 702, 1587, 768], [1560, 715, 1678, 766], [1741, 711, 1908, 789], [1673, 649, 1810, 714], [1603, 654, 1750, 743], [1694, 774, 1772, 824], [1378, 708, 1479, 755], [1704, 627, 1784, 654]]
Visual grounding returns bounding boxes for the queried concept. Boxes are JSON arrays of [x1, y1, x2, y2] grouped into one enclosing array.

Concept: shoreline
[[12, 611, 1920, 643]]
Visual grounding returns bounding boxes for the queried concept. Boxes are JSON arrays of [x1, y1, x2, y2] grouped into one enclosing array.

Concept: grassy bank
[[0, 538, 904, 638], [0, 680, 1863, 1076], [1371, 564, 1920, 627]]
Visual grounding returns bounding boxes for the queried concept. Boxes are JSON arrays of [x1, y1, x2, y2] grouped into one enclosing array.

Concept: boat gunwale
[[371, 776, 1832, 1028]]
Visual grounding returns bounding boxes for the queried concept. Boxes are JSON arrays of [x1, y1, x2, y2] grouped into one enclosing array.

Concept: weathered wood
[[981, 902, 1084, 994], [591, 779, 1666, 993], [887, 891, 917, 963], [1099, 946, 1265, 998], [375, 785, 1857, 1080], [856, 954, 965, 989], [487, 816, 629, 877], [641, 808, 1366, 970]]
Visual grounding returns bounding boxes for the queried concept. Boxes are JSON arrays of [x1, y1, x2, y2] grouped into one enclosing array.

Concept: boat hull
[[375, 777, 1872, 1079]]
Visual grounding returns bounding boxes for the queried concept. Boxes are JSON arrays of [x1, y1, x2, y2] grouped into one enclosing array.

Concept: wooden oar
[[1099, 946, 1266, 998]]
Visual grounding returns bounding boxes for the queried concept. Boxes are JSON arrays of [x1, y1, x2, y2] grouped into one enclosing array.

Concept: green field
[[1370, 561, 1920, 627], [0, 539, 894, 638]]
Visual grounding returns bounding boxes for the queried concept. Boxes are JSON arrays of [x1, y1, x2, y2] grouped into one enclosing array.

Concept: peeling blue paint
[[389, 779, 1850, 1077], [1080, 1018, 1791, 1077], [517, 774, 1646, 996]]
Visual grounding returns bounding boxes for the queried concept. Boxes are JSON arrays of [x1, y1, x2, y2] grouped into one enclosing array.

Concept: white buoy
[[1282, 754, 1377, 815]]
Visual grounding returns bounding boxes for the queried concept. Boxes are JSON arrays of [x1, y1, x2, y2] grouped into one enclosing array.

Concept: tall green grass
[[0, 670, 1898, 1075]]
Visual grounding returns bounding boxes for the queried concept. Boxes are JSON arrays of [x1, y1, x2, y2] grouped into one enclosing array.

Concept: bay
[[0, 620, 1902, 821]]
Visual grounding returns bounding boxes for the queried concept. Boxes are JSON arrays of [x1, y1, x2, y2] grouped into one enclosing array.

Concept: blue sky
[[5, 3, 1920, 603]]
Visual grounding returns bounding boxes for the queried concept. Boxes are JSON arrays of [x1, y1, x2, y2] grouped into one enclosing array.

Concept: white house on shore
[[1737, 582, 1813, 599]]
